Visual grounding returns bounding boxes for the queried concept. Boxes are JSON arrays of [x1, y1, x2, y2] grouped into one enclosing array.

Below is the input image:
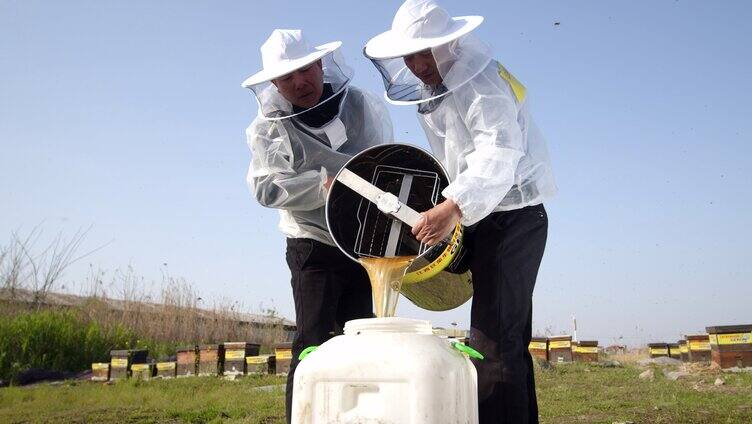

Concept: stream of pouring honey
[[358, 256, 417, 317]]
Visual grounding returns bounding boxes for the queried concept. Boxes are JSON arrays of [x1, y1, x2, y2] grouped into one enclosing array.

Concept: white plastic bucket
[[291, 317, 479, 424]]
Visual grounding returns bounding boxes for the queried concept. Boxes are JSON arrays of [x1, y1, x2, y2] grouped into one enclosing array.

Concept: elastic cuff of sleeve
[[442, 185, 473, 225]]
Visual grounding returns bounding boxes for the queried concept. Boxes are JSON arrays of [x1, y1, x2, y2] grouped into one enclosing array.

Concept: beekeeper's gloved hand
[[412, 199, 461, 246]]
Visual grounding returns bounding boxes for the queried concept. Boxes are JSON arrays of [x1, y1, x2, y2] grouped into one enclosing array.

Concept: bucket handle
[[451, 341, 484, 360], [300, 343, 483, 360], [299, 345, 319, 361]]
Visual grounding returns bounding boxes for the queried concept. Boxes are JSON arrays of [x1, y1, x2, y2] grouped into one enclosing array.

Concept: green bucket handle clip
[[451, 341, 484, 360], [299, 345, 319, 361]]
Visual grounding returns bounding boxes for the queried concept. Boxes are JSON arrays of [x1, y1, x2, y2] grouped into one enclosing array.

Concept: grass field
[[0, 375, 286, 424], [536, 361, 752, 423], [1, 361, 751, 423]]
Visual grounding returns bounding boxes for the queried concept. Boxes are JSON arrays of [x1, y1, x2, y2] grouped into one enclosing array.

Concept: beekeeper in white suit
[[242, 29, 392, 424], [365, 1, 556, 422]]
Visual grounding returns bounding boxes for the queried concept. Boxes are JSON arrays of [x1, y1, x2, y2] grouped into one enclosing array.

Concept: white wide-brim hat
[[364, 0, 483, 59], [241, 29, 342, 88]]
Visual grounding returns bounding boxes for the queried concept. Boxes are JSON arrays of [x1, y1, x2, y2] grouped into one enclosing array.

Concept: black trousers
[[284, 238, 373, 424], [466, 204, 548, 424]]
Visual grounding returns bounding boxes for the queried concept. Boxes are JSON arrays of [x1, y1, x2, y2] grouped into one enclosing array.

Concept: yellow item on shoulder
[[497, 63, 527, 103]]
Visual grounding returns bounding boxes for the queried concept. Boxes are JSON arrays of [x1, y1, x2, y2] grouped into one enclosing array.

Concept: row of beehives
[[528, 335, 599, 364], [90, 342, 293, 381], [648, 324, 752, 369]]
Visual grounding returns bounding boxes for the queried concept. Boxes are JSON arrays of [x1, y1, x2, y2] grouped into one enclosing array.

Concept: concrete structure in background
[[603, 345, 627, 355]]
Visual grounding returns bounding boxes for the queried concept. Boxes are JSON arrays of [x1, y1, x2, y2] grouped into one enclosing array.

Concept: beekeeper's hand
[[324, 175, 335, 191], [412, 199, 462, 246]]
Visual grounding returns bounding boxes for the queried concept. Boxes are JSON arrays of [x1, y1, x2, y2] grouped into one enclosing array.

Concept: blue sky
[[1, 1, 750, 346]]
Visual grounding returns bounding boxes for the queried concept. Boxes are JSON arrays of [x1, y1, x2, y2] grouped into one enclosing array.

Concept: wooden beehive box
[[575, 340, 599, 362], [131, 363, 154, 380], [706, 325, 752, 369], [648, 343, 669, 358], [109, 349, 148, 380], [678, 340, 689, 362], [246, 355, 276, 375], [109, 352, 129, 380], [547, 335, 573, 363], [528, 337, 548, 361], [222, 342, 261, 376], [156, 362, 177, 379], [668, 343, 681, 360], [91, 363, 110, 381], [176, 346, 198, 377], [686, 334, 711, 362], [275, 342, 293, 375], [570, 341, 579, 360], [198, 344, 224, 376]]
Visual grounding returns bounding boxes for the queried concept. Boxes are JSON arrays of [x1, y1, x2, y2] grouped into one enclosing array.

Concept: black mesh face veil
[[417, 84, 447, 114], [368, 51, 425, 104], [364, 33, 492, 108]]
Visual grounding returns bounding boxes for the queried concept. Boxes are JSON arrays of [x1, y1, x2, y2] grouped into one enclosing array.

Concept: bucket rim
[[343, 317, 433, 335]]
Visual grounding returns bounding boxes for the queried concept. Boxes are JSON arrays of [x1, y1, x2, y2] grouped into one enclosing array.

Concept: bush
[[0, 309, 136, 383]]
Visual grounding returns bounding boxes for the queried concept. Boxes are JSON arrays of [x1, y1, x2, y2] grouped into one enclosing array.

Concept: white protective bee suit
[[242, 29, 392, 424], [365, 2, 554, 423], [365, 1, 556, 226], [244, 30, 392, 245]]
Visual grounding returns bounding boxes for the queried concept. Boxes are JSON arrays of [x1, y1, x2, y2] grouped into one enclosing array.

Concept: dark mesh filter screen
[[354, 166, 440, 257], [327, 144, 449, 261]]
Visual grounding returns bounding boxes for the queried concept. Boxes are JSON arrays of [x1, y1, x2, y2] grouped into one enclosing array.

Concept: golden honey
[[359, 256, 416, 317]]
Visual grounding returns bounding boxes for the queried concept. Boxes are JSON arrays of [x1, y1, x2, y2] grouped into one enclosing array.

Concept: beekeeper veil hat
[[364, 0, 491, 107], [242, 29, 353, 120]]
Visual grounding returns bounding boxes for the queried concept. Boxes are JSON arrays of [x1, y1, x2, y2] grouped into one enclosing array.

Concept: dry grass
[[0, 227, 292, 377], [74, 266, 290, 351], [0, 227, 291, 370], [1, 274, 290, 358], [608, 348, 650, 364]]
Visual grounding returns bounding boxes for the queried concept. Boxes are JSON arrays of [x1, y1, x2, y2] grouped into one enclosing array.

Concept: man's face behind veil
[[272, 60, 325, 109], [404, 49, 442, 86]]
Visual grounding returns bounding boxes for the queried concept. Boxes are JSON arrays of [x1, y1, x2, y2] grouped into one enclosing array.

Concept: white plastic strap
[[323, 118, 348, 151], [336, 168, 422, 228], [384, 174, 414, 256]]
